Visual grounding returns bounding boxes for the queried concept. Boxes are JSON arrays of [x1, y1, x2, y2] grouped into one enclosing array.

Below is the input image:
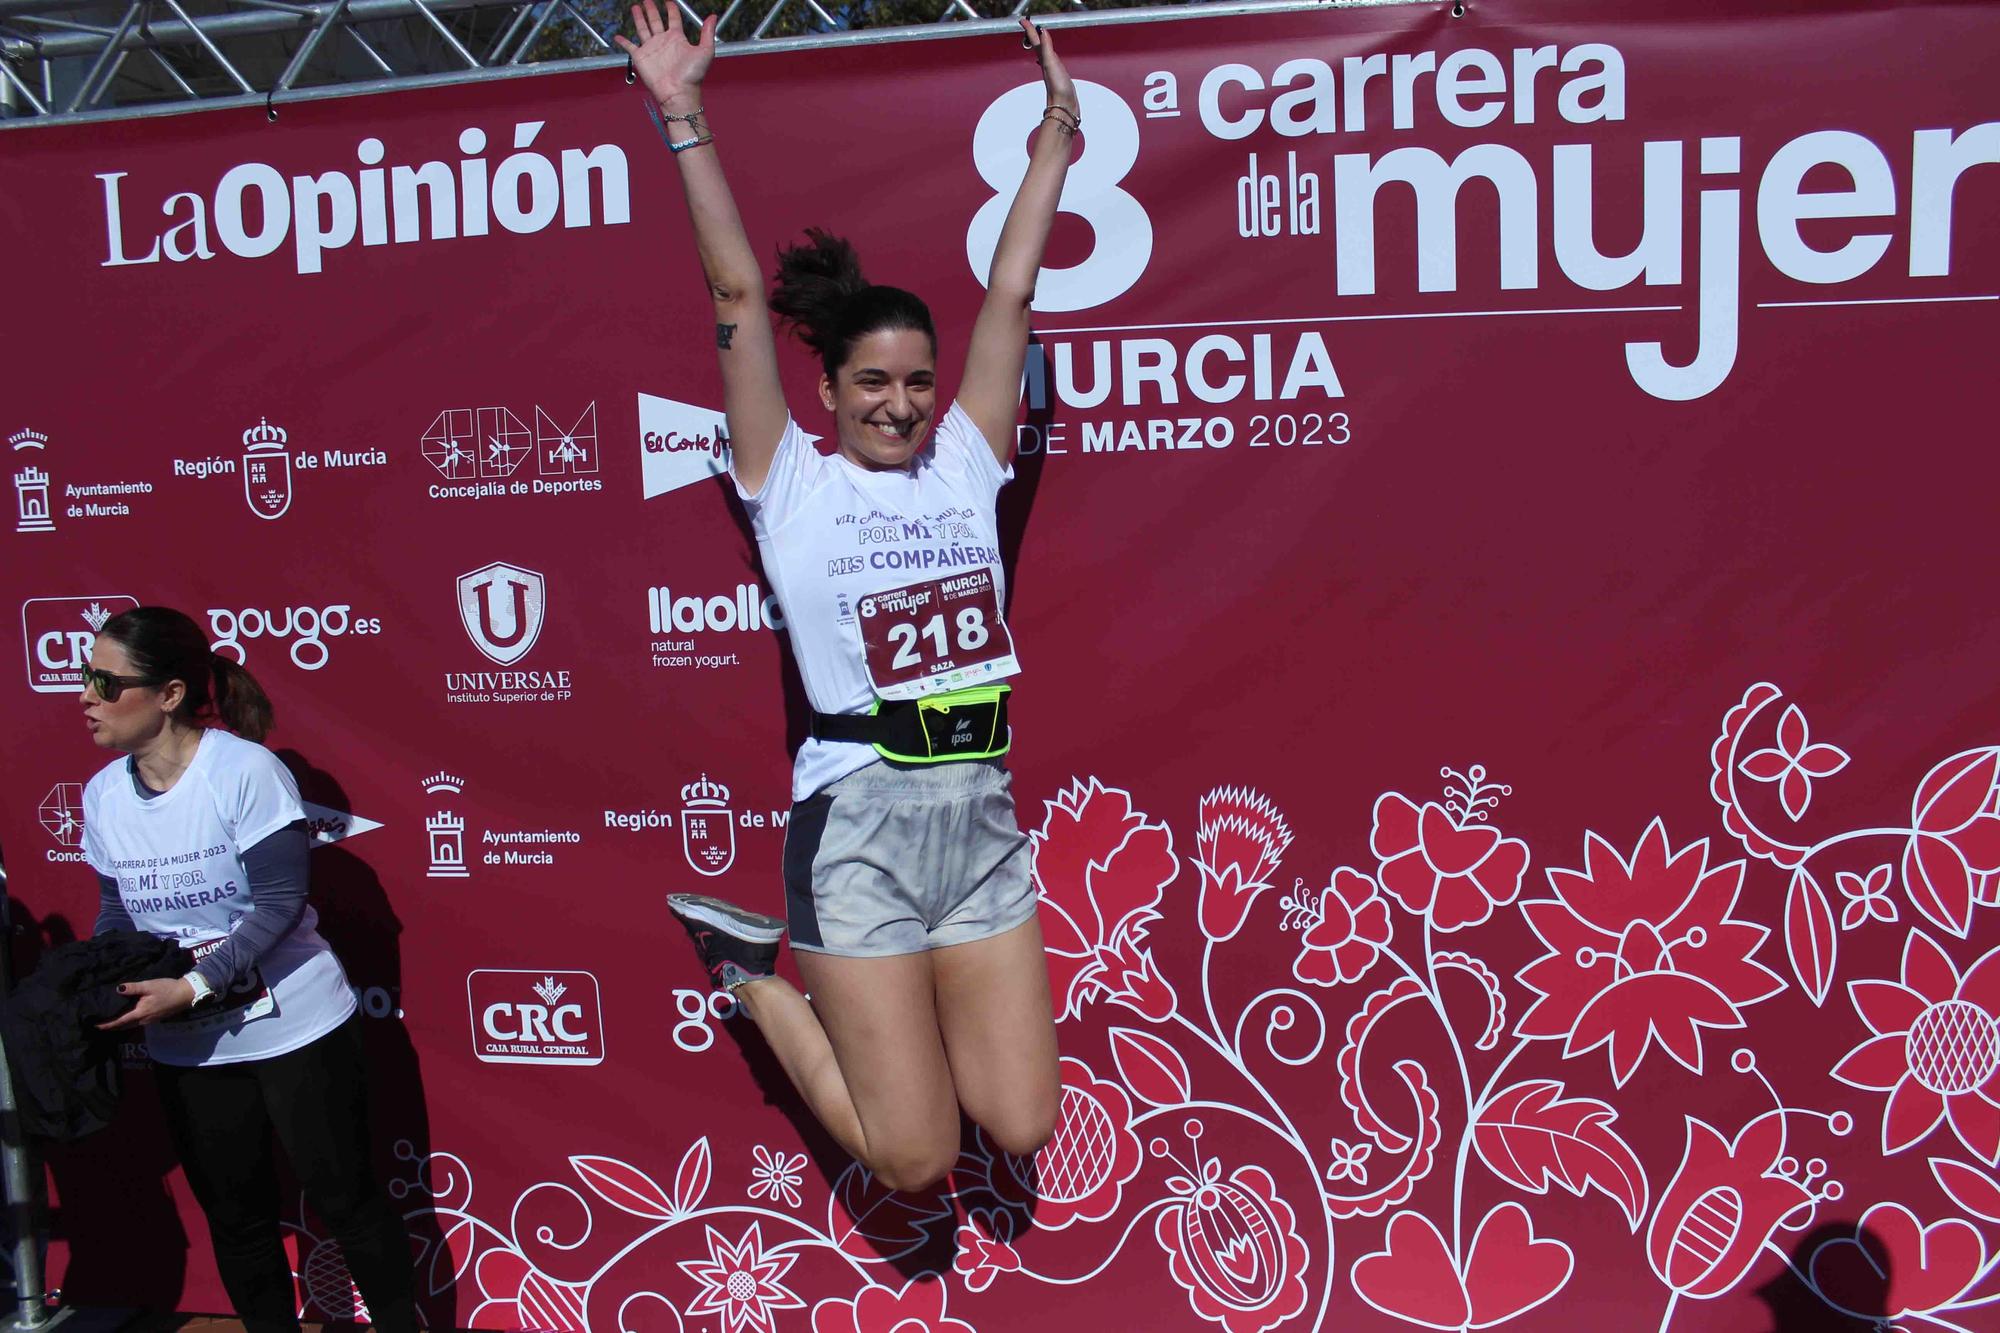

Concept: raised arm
[[957, 20, 1081, 464], [618, 3, 787, 493]]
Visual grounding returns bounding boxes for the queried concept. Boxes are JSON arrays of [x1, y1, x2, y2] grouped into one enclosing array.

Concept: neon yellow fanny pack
[[809, 685, 1012, 764]]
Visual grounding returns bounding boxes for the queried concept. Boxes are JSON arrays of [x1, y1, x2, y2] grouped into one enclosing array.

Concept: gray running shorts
[[783, 757, 1036, 958]]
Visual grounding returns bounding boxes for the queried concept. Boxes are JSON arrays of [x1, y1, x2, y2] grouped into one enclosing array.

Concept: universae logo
[[456, 561, 546, 665]]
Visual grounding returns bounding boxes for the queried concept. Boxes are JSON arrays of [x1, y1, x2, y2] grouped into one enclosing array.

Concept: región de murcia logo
[[682, 774, 735, 877], [168, 416, 386, 516]]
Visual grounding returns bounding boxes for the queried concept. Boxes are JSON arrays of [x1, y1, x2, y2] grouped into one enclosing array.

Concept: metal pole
[[0, 878, 60, 1331]]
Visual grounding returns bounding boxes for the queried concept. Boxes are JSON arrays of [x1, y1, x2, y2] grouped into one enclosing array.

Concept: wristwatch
[[183, 971, 217, 1006]]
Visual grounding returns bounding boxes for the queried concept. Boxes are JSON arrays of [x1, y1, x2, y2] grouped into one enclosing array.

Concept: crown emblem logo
[[682, 773, 730, 808], [422, 771, 466, 796], [9, 428, 48, 451], [242, 417, 288, 453], [533, 976, 568, 1007], [81, 601, 115, 631]]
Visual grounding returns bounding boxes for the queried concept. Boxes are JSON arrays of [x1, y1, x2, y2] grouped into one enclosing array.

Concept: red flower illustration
[[983, 1057, 1143, 1230], [677, 1223, 804, 1333], [810, 1276, 975, 1333], [1901, 747, 2000, 938], [1195, 786, 1293, 942], [1095, 932, 1177, 1020], [1809, 1202, 1987, 1320], [1370, 770, 1528, 932], [1836, 865, 1898, 930], [952, 1207, 1022, 1294], [1515, 820, 1784, 1086], [1830, 929, 2000, 1162], [1350, 1203, 1573, 1331], [1030, 779, 1180, 1020], [1155, 1163, 1310, 1333], [1285, 869, 1392, 986], [1816, 1192, 1984, 1320], [1647, 1109, 1815, 1300], [1736, 703, 1848, 822]]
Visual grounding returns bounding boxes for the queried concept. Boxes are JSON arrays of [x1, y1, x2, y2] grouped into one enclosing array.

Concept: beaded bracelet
[[644, 96, 712, 153]]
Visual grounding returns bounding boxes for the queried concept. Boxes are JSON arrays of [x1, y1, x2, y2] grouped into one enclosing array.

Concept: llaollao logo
[[966, 80, 1151, 312]]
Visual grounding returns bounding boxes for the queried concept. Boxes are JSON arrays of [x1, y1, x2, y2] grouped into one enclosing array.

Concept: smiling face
[[820, 328, 937, 471], [80, 635, 181, 753]]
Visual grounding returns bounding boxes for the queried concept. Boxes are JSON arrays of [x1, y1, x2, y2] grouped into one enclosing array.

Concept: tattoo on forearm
[[716, 322, 736, 350]]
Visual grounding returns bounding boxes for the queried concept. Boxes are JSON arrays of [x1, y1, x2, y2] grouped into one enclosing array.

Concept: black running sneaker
[[667, 893, 785, 991]]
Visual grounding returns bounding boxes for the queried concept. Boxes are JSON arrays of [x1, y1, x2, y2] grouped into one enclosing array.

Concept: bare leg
[[734, 950, 961, 1190], [933, 917, 1061, 1156]]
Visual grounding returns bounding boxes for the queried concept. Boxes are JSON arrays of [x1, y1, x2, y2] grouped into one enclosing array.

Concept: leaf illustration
[[1932, 1156, 2000, 1223], [1473, 1080, 1649, 1228], [827, 1161, 953, 1260], [671, 1136, 712, 1216], [570, 1154, 677, 1220], [1108, 1026, 1191, 1108], [1904, 834, 1974, 938], [1785, 867, 1839, 1005], [428, 1214, 478, 1296], [1914, 749, 2000, 835]]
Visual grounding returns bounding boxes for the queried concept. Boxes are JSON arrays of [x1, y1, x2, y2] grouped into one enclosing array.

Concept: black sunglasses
[[79, 664, 162, 702]]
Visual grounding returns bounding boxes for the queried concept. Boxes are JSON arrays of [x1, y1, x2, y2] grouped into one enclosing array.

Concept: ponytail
[[769, 228, 935, 377], [209, 653, 274, 741], [98, 606, 276, 740]]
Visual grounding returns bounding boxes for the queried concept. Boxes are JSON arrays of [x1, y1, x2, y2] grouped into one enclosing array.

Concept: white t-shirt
[[82, 729, 356, 1066], [733, 403, 1015, 800]]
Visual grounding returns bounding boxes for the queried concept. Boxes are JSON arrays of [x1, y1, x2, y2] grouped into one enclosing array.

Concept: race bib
[[163, 936, 276, 1032], [857, 568, 1020, 701]]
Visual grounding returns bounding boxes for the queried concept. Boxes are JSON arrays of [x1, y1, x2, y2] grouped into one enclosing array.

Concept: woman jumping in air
[[618, 5, 1078, 1189]]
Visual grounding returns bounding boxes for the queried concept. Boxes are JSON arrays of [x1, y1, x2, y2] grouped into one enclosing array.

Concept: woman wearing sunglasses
[[78, 606, 415, 1333], [619, 7, 1073, 1191]]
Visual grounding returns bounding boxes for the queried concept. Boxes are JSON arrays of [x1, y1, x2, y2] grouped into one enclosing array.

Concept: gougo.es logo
[[207, 604, 382, 670]]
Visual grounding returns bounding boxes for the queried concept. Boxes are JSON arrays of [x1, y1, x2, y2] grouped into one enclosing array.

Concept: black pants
[[154, 1016, 416, 1333]]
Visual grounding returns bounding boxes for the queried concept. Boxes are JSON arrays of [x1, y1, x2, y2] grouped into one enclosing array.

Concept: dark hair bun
[[769, 229, 936, 376]]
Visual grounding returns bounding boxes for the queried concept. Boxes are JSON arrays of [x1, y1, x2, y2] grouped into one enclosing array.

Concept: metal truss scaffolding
[[0, 0, 1351, 127]]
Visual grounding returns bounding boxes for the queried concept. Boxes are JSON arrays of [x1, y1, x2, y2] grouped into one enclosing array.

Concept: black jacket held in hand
[[0, 930, 191, 1140]]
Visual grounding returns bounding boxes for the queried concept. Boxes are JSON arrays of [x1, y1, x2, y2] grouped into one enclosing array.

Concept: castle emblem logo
[[681, 773, 735, 877], [423, 771, 468, 878], [241, 418, 292, 520], [12, 428, 53, 534]]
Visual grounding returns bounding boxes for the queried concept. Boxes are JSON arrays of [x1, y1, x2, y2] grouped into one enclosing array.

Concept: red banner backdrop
[[6, 1, 2000, 1328]]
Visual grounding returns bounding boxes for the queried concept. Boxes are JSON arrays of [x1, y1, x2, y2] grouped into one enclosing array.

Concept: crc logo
[[22, 595, 137, 694], [967, 80, 1150, 312], [208, 604, 382, 670], [458, 561, 546, 665], [647, 584, 785, 635], [467, 969, 603, 1066], [637, 392, 729, 500]]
